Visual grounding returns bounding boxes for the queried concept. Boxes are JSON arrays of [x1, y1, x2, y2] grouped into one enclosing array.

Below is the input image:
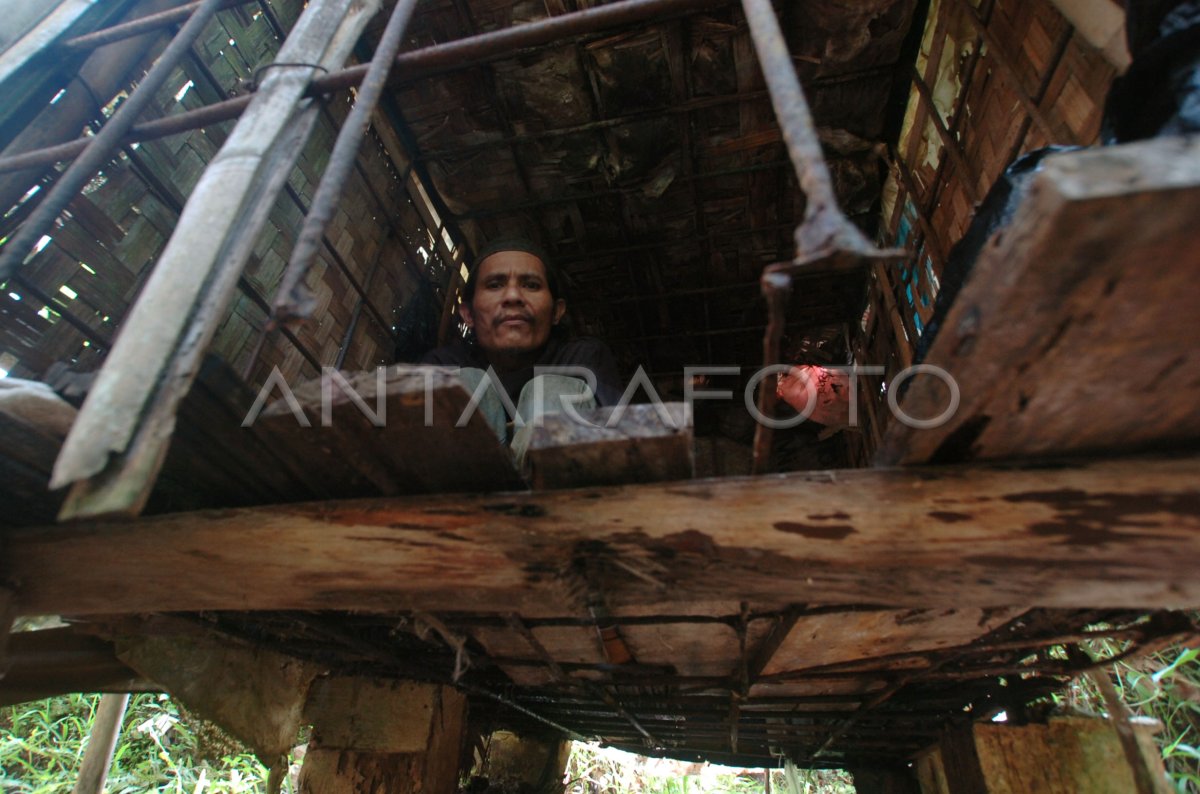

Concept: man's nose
[[500, 281, 524, 303]]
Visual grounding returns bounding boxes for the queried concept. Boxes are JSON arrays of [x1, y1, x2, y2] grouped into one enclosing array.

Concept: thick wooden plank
[[524, 402, 693, 489], [880, 137, 1200, 466], [257, 366, 522, 495], [5, 455, 1199, 617], [760, 609, 1018, 676]]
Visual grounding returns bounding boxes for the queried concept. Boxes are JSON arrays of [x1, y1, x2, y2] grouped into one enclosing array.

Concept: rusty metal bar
[[750, 270, 790, 475], [0, 0, 730, 177], [0, 95, 252, 175], [59, 0, 254, 53], [740, 0, 901, 471], [271, 0, 419, 325], [454, 160, 793, 220], [506, 613, 661, 747], [740, 0, 881, 263], [0, 0, 226, 283], [321, 0, 730, 93]]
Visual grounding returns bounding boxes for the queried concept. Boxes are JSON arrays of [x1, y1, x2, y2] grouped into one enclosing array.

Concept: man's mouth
[[496, 315, 532, 327]]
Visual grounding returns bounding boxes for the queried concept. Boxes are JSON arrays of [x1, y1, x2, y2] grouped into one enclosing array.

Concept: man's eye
[[522, 279, 543, 289]]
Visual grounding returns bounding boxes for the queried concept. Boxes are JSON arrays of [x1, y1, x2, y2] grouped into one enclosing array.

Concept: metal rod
[[416, 89, 772, 161], [453, 160, 793, 220], [739, 0, 876, 260], [60, 0, 254, 53], [750, 270, 790, 474], [272, 0, 419, 325], [279, 183, 398, 344], [0, 0, 731, 177], [320, 0, 731, 94], [0, 0, 226, 283]]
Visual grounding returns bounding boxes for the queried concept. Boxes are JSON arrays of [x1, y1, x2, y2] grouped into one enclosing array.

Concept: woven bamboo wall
[[849, 0, 1118, 463], [0, 0, 454, 388]]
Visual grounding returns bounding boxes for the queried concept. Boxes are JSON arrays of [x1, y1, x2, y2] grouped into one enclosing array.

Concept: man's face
[[460, 250, 565, 362]]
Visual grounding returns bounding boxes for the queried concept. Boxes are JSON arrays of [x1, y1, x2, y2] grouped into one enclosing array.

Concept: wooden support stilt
[[299, 678, 467, 794], [850, 765, 920, 794], [916, 717, 1170, 793], [71, 692, 130, 794], [474, 729, 570, 794]]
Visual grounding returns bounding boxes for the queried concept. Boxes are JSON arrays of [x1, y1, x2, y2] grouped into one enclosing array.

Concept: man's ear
[[458, 303, 474, 329], [552, 299, 566, 326]]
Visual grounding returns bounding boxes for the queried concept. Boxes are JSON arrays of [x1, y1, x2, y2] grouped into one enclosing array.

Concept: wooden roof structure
[[0, 0, 1197, 786]]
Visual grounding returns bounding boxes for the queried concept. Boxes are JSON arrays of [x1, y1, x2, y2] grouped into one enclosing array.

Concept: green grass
[[1, 693, 278, 793]]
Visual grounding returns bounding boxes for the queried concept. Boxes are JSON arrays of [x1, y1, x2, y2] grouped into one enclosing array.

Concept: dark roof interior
[[374, 0, 917, 378]]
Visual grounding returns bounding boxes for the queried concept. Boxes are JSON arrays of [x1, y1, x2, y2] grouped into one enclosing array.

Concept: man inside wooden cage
[[421, 238, 622, 457]]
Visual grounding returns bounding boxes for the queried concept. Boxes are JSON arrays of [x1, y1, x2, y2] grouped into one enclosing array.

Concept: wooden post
[[851, 765, 920, 794], [72, 692, 130, 794], [299, 677, 467, 794], [916, 717, 1170, 794], [473, 729, 570, 794]]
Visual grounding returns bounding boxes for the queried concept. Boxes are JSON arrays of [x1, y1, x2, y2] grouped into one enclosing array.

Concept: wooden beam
[[5, 455, 1200, 617], [880, 136, 1200, 465]]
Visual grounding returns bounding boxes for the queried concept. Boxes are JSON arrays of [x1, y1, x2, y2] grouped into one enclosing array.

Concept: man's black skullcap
[[475, 237, 549, 266]]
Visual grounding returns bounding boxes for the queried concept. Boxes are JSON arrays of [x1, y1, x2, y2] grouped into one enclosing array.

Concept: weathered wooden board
[[523, 402, 694, 489], [880, 137, 1200, 465], [621, 617, 774, 679], [6, 455, 1199, 617], [258, 366, 522, 496], [469, 623, 607, 687], [760, 608, 1019, 675]]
